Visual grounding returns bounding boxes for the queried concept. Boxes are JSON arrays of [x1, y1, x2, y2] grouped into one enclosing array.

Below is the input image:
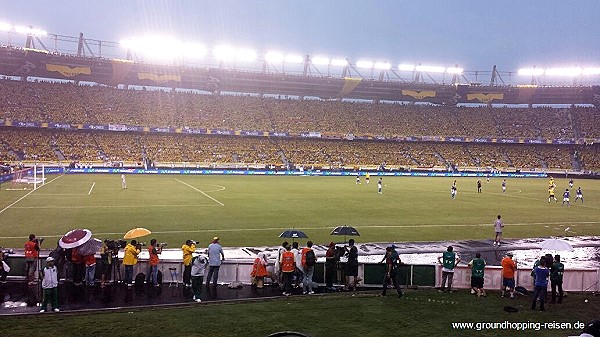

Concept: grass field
[[0, 174, 599, 248], [2, 289, 598, 337]]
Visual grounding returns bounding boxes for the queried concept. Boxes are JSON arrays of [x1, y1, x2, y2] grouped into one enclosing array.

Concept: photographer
[[0, 249, 10, 283], [182, 239, 196, 287], [123, 240, 141, 287], [147, 239, 163, 287], [24, 234, 41, 285], [99, 240, 113, 288]]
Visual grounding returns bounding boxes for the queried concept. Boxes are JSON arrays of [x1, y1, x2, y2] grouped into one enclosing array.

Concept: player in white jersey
[[377, 178, 382, 194], [121, 174, 127, 189]]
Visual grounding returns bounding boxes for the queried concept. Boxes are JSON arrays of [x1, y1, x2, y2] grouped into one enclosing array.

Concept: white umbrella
[[59, 229, 92, 249], [539, 239, 574, 252]]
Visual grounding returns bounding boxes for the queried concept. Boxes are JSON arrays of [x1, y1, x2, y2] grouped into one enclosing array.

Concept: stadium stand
[[1, 79, 599, 172]]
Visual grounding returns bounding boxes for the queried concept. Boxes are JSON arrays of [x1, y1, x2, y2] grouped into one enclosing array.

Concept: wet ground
[[0, 281, 285, 315]]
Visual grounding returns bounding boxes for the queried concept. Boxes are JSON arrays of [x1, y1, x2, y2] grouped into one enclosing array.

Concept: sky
[[1, 0, 600, 74]]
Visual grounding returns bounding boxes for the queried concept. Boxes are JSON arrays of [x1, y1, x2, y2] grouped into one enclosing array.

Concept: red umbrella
[[59, 229, 92, 249]]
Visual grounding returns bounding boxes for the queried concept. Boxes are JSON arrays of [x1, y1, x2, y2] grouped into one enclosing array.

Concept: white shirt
[[42, 265, 58, 289]]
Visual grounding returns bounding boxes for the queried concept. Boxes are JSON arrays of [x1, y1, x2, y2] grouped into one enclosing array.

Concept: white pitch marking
[[88, 182, 96, 195], [174, 178, 224, 206], [0, 175, 64, 215], [10, 204, 220, 209]]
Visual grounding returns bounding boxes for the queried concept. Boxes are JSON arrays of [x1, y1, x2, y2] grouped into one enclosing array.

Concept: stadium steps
[[52, 145, 66, 161]]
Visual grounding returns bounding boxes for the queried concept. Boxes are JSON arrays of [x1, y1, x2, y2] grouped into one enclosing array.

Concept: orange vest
[[24, 240, 38, 258], [281, 251, 295, 273], [148, 246, 159, 266], [251, 257, 268, 277], [301, 247, 311, 267]]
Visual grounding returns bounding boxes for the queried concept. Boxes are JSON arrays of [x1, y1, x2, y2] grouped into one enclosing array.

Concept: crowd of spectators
[[0, 79, 593, 140], [2, 127, 597, 171], [1, 79, 599, 171]]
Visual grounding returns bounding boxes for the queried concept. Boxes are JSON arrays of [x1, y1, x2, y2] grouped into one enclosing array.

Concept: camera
[[36, 238, 45, 244], [158, 242, 168, 248]]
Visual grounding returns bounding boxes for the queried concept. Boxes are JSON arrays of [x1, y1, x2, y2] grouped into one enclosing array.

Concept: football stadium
[[1, 2, 600, 337]]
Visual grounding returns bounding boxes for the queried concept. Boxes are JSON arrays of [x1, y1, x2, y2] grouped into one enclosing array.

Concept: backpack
[[305, 249, 316, 267]]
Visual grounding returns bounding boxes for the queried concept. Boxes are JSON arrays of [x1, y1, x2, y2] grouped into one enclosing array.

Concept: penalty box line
[[173, 178, 224, 206], [0, 175, 64, 215]]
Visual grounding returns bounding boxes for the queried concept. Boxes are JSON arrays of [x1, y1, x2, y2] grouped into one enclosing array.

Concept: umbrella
[[539, 239, 574, 252], [124, 227, 152, 239], [59, 229, 92, 249], [78, 238, 103, 256], [330, 225, 360, 243], [279, 229, 308, 241]]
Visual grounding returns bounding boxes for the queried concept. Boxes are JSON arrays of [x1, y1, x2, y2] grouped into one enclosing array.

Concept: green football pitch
[[0, 174, 598, 248]]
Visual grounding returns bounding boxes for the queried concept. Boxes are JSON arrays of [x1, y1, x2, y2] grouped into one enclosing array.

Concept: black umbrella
[[279, 229, 308, 242], [330, 226, 360, 243]]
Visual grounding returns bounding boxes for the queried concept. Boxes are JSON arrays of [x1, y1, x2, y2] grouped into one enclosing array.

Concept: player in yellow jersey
[[548, 186, 557, 203], [365, 172, 370, 184]]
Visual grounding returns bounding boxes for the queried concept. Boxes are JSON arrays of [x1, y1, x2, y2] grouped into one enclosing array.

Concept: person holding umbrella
[[123, 240, 141, 287]]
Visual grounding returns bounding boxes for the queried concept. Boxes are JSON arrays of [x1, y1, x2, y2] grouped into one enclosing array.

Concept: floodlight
[[311, 56, 330, 65], [518, 68, 544, 76], [331, 58, 348, 67], [183, 43, 206, 58], [545, 67, 582, 76], [356, 60, 374, 69], [265, 51, 284, 63], [214, 45, 235, 61], [236, 48, 257, 62], [415, 65, 445, 73], [446, 67, 464, 74], [0, 22, 11, 32], [398, 64, 415, 71], [583, 67, 600, 75], [14, 25, 47, 36], [285, 54, 304, 64], [374, 62, 391, 70]]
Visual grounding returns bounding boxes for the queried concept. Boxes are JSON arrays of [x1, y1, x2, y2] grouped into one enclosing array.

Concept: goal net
[[5, 166, 46, 190]]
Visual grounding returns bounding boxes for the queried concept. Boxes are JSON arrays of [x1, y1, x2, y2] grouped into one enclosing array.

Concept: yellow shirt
[[182, 244, 196, 266], [123, 243, 140, 266]]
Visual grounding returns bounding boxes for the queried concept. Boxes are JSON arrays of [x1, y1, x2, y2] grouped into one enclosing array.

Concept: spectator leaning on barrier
[[345, 239, 359, 294], [84, 253, 96, 287], [24, 234, 40, 285], [531, 257, 550, 312], [325, 242, 337, 292], [438, 245, 460, 293], [191, 253, 208, 302], [501, 252, 517, 299], [468, 252, 486, 297], [206, 237, 225, 287], [301, 241, 316, 295], [181, 240, 196, 287], [123, 240, 140, 287]]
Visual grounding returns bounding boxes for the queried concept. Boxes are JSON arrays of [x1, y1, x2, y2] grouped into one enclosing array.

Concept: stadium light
[[545, 67, 582, 76], [0, 22, 11, 32], [356, 60, 374, 69], [183, 42, 206, 58], [415, 65, 445, 73], [214, 45, 235, 61], [285, 54, 304, 64], [374, 62, 391, 70], [265, 51, 284, 63], [330, 58, 348, 67], [14, 25, 47, 36], [311, 56, 330, 65], [398, 64, 415, 71], [583, 67, 600, 75], [236, 48, 257, 62], [518, 68, 544, 76], [446, 67, 464, 74]]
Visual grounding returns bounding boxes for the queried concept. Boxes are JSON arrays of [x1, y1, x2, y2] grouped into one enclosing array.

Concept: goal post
[[6, 165, 46, 190]]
